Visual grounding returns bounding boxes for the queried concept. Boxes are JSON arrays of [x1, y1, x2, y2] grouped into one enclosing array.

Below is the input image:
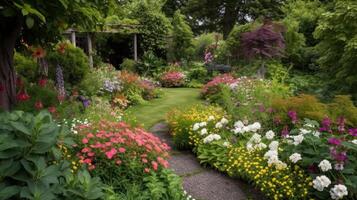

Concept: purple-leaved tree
[[241, 20, 285, 78]]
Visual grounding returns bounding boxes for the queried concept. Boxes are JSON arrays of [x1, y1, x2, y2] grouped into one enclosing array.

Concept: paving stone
[[150, 122, 265, 200], [169, 153, 205, 176]]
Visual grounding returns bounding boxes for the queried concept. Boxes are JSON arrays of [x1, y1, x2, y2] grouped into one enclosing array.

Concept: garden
[[0, 0, 356, 200]]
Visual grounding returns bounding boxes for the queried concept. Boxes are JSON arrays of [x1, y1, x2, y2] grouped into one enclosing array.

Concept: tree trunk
[[222, 2, 237, 39], [0, 16, 22, 111]]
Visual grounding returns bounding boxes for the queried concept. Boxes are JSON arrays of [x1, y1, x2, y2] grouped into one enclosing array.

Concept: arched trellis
[[64, 24, 141, 68]]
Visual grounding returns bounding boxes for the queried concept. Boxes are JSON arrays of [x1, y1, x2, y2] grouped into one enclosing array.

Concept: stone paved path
[[150, 122, 265, 200]]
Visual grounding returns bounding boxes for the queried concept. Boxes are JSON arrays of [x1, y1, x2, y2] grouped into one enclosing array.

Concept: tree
[[0, 0, 101, 110], [241, 20, 285, 78], [183, 0, 285, 38], [167, 10, 194, 61], [314, 0, 357, 100]]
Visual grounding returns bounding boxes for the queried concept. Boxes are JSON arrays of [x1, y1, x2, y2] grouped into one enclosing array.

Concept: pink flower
[[105, 148, 117, 159], [144, 168, 150, 173], [88, 152, 95, 157], [83, 158, 92, 164], [142, 158, 148, 163], [81, 147, 91, 153], [152, 161, 158, 171], [82, 138, 89, 144], [116, 160, 122, 165], [87, 133, 94, 138], [88, 165, 96, 170], [118, 147, 126, 153]]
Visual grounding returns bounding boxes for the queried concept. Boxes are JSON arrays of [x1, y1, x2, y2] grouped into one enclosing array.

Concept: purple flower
[[82, 99, 90, 108], [55, 65, 66, 101], [267, 107, 274, 113], [348, 128, 357, 137], [259, 105, 265, 112], [337, 116, 345, 132], [330, 147, 348, 163], [281, 125, 289, 137], [328, 138, 341, 146], [320, 117, 332, 132], [287, 110, 298, 124]]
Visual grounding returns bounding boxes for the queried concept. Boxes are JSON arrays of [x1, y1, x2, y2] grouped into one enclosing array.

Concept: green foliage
[[48, 43, 89, 86], [0, 111, 105, 200], [14, 52, 38, 83], [314, 0, 357, 98], [120, 58, 137, 72], [15, 82, 59, 113], [192, 33, 216, 60], [136, 51, 165, 77], [167, 10, 194, 62], [129, 1, 172, 56], [272, 94, 357, 126], [197, 142, 229, 172], [143, 170, 184, 200]]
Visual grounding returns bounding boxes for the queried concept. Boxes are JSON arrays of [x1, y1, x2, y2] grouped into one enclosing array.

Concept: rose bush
[[160, 71, 186, 87]]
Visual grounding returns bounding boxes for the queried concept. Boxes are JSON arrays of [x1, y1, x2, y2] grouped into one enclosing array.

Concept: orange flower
[[57, 43, 67, 54], [32, 47, 46, 58]]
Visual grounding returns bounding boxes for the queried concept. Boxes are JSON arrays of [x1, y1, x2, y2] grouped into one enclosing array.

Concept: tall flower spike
[[55, 64, 66, 102]]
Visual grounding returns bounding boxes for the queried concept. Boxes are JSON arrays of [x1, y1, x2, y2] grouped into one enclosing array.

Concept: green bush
[[120, 58, 137, 72], [14, 52, 38, 83], [0, 111, 105, 200], [15, 82, 59, 113], [192, 33, 216, 60], [187, 64, 207, 82], [48, 43, 89, 86]]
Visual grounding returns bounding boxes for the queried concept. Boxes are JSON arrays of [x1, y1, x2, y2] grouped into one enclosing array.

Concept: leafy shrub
[[136, 51, 165, 77], [192, 33, 216, 60], [166, 105, 224, 149], [15, 81, 59, 113], [120, 58, 137, 72], [0, 111, 105, 200], [48, 43, 89, 86], [74, 120, 171, 189], [14, 52, 38, 83], [272, 94, 357, 127], [160, 71, 186, 87], [201, 73, 238, 98], [186, 64, 208, 82]]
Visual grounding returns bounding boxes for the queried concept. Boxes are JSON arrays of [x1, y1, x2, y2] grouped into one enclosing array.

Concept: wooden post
[[71, 31, 76, 47], [134, 33, 138, 61], [87, 33, 93, 68]]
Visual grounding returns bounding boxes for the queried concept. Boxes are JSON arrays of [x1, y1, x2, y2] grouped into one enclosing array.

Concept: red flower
[[34, 100, 43, 110], [48, 106, 56, 113], [32, 47, 46, 58], [16, 91, 30, 102], [38, 78, 47, 87], [82, 138, 89, 144]]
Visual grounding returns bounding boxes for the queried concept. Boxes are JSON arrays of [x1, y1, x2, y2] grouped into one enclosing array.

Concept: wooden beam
[[71, 31, 76, 47], [134, 34, 138, 61], [87, 33, 93, 68]]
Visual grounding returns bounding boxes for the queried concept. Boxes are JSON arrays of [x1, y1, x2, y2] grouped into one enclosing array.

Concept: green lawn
[[125, 88, 203, 129]]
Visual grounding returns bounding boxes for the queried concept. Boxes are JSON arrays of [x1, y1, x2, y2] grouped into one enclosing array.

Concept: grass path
[[125, 88, 203, 129]]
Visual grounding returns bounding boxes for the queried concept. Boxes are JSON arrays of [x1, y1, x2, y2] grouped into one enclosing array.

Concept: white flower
[[312, 131, 321, 137], [256, 143, 267, 149], [289, 153, 302, 163], [234, 121, 244, 128], [215, 122, 223, 129], [269, 141, 279, 150], [352, 139, 357, 144], [223, 141, 230, 147], [334, 163, 344, 171], [192, 123, 200, 131], [264, 150, 278, 159], [212, 134, 221, 140], [318, 159, 332, 172], [203, 134, 221, 144], [207, 116, 215, 121], [233, 127, 243, 135], [199, 122, 207, 127], [300, 128, 311, 135], [313, 175, 331, 191], [246, 143, 254, 151], [250, 133, 262, 143], [293, 134, 304, 145], [330, 184, 348, 199], [265, 130, 275, 140], [305, 123, 316, 128], [249, 122, 261, 132], [220, 117, 229, 124], [242, 126, 250, 133], [267, 155, 279, 165], [200, 128, 208, 135]]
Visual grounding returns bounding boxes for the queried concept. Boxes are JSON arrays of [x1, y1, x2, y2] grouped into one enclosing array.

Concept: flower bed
[[160, 71, 186, 87], [167, 103, 357, 199]]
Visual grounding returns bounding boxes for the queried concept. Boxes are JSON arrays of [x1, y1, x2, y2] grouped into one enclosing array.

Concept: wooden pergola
[[64, 24, 141, 68]]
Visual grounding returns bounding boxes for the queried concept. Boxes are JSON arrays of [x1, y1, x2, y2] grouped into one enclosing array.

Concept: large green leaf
[[0, 185, 20, 200], [9, 121, 32, 136]]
